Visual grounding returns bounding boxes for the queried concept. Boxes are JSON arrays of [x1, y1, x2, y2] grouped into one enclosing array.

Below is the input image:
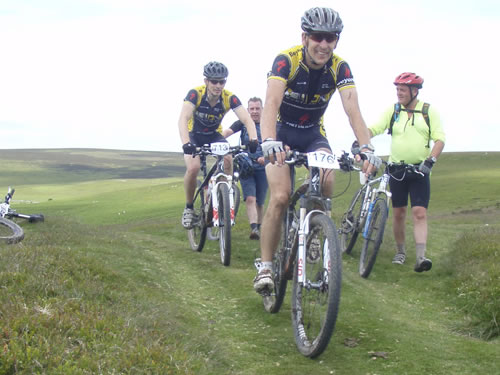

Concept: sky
[[1, 0, 499, 155]]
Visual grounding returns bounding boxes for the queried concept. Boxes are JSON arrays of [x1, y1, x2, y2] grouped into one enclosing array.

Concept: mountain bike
[[0, 187, 45, 244], [257, 149, 351, 358], [187, 143, 245, 266], [206, 154, 242, 241], [339, 161, 423, 278]]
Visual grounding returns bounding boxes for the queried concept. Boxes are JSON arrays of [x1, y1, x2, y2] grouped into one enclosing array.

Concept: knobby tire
[[291, 213, 341, 358], [218, 183, 232, 266], [188, 181, 207, 252], [359, 197, 388, 278], [0, 217, 24, 244]]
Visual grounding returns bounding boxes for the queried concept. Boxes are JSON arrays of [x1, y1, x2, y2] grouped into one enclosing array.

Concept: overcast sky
[[1, 0, 499, 155]]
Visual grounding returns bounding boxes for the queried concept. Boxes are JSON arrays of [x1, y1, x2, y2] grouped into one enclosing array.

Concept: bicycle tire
[[187, 181, 208, 252], [218, 183, 232, 266], [340, 186, 365, 254], [359, 196, 388, 278], [232, 182, 241, 219], [291, 213, 341, 358], [263, 210, 295, 313], [0, 217, 25, 244]]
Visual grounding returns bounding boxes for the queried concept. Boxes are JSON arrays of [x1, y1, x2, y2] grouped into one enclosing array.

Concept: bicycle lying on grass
[[339, 161, 423, 278], [187, 143, 245, 266], [0, 187, 45, 244], [256, 149, 352, 358]]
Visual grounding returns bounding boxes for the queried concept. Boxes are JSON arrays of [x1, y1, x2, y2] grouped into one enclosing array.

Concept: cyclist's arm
[[222, 128, 234, 138], [261, 78, 286, 140], [233, 106, 257, 140], [339, 87, 371, 147], [178, 101, 195, 145], [430, 140, 445, 160]]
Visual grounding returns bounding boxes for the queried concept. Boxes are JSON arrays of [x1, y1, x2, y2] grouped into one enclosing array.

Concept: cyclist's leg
[[183, 154, 200, 205], [260, 163, 291, 263], [389, 174, 410, 262], [255, 167, 268, 227]]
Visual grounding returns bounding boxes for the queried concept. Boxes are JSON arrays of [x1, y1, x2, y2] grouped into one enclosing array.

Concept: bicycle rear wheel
[[291, 213, 341, 358], [340, 187, 364, 254], [0, 217, 24, 244], [218, 183, 232, 266], [232, 182, 241, 219], [359, 196, 388, 278], [187, 182, 208, 252], [263, 209, 295, 313]]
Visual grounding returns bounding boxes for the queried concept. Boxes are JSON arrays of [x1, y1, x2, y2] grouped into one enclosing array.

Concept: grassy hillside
[[0, 149, 498, 374]]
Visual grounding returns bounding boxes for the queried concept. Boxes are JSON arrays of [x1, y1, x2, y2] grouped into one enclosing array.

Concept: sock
[[396, 243, 406, 254], [416, 243, 426, 259], [250, 223, 258, 230], [257, 223, 261, 230], [261, 261, 272, 271], [186, 203, 194, 209]]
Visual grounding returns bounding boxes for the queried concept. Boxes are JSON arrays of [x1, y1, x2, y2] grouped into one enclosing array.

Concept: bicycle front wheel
[[291, 213, 341, 358], [359, 196, 388, 278], [187, 181, 207, 252], [340, 187, 364, 254], [0, 217, 24, 244], [218, 183, 232, 266]]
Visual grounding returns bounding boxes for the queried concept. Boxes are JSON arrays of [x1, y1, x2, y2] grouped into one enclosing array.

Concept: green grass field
[[0, 149, 499, 374]]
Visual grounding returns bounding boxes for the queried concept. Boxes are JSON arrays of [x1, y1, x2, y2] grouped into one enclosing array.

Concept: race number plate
[[210, 142, 230, 156], [307, 150, 339, 169]]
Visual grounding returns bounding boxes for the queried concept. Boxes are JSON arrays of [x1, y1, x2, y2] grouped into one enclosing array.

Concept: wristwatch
[[429, 156, 437, 163]]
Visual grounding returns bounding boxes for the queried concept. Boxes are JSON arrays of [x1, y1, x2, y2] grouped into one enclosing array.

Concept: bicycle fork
[[297, 209, 331, 287], [210, 178, 235, 227]]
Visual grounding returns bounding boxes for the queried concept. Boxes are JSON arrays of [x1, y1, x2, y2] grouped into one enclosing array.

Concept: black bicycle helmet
[[234, 153, 254, 179], [203, 61, 229, 79], [301, 7, 343, 34]]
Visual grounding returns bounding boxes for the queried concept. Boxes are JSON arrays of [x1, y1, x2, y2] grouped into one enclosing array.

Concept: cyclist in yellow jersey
[[253, 7, 382, 293], [178, 61, 258, 229], [368, 72, 446, 272]]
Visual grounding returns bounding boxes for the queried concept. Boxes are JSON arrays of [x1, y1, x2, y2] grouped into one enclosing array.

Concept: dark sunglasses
[[209, 79, 226, 85], [308, 33, 338, 43]]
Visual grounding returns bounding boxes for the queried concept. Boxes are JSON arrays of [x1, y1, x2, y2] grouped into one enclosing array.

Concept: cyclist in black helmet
[[253, 7, 381, 293], [178, 61, 258, 229]]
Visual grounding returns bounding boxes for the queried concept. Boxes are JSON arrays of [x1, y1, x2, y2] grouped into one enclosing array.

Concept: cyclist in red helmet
[[367, 72, 446, 272]]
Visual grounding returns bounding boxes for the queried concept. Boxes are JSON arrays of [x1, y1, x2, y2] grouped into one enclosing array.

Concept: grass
[[0, 149, 499, 374]]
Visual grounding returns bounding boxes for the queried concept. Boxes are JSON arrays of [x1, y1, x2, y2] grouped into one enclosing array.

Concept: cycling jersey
[[369, 101, 446, 164], [268, 45, 355, 132], [184, 85, 242, 135]]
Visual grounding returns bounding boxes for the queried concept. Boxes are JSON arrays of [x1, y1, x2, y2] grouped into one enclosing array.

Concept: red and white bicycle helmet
[[393, 72, 424, 89]]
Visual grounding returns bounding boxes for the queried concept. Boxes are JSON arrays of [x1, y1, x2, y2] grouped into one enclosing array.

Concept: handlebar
[[193, 144, 247, 157]]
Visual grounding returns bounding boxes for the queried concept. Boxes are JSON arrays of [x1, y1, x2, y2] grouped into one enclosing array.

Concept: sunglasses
[[308, 33, 338, 43], [209, 79, 226, 85]]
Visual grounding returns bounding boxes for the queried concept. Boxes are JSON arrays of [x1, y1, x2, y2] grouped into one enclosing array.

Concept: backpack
[[388, 102, 431, 148]]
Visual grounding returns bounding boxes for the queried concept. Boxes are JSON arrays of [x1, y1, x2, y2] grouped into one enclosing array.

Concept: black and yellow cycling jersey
[[268, 45, 356, 132], [184, 85, 242, 135]]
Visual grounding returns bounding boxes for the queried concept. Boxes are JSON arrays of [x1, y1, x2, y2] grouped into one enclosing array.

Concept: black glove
[[418, 158, 434, 174], [248, 139, 259, 153], [351, 140, 360, 155], [182, 142, 196, 155]]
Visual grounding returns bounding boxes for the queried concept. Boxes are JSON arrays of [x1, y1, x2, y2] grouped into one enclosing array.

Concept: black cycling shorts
[[189, 132, 227, 147], [276, 123, 331, 153], [389, 166, 430, 208]]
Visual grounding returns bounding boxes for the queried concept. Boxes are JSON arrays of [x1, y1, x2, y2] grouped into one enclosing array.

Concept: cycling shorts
[[189, 132, 227, 147], [389, 166, 430, 208], [239, 167, 268, 206], [276, 123, 331, 153]]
